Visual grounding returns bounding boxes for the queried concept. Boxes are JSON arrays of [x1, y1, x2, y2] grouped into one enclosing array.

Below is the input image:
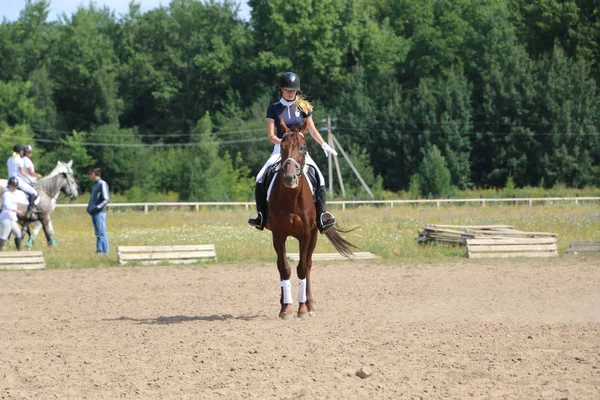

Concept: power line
[[30, 127, 265, 138], [2, 135, 266, 148]]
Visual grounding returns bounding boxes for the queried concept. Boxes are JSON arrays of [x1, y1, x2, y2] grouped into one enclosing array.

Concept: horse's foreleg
[[296, 231, 317, 319], [273, 234, 293, 319], [305, 229, 319, 316], [41, 217, 56, 247]]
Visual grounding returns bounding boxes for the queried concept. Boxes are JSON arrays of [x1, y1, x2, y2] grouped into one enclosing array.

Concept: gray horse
[[0, 161, 78, 247]]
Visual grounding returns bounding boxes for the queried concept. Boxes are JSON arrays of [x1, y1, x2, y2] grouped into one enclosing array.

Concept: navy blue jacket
[[267, 100, 312, 138], [87, 179, 110, 215]]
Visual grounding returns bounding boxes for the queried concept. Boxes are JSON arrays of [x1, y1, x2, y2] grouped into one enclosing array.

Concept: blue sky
[[1, 0, 251, 22]]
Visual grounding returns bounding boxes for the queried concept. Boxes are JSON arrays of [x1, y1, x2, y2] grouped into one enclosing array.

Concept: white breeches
[[17, 180, 38, 197], [1, 219, 21, 240], [256, 147, 324, 185]]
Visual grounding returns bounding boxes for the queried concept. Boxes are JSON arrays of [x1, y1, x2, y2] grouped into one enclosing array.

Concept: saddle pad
[[267, 170, 315, 202]]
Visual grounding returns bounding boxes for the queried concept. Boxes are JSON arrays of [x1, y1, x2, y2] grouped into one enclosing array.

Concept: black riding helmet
[[279, 72, 301, 91], [8, 176, 19, 186], [13, 144, 24, 154], [24, 144, 33, 153]]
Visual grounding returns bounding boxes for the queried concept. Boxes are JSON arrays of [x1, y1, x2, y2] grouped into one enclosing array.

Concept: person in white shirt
[[6, 144, 39, 219], [0, 177, 24, 251], [23, 144, 42, 182]]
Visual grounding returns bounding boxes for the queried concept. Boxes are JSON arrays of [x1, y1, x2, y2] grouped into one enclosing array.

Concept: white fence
[[55, 197, 600, 214]]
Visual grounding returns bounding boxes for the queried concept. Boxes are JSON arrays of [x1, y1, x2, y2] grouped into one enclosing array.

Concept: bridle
[[280, 131, 306, 183]]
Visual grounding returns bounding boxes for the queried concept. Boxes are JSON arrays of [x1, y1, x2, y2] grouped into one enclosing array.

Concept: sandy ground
[[1, 258, 599, 399]]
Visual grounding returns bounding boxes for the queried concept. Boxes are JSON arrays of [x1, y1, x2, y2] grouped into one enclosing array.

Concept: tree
[[416, 145, 452, 198]]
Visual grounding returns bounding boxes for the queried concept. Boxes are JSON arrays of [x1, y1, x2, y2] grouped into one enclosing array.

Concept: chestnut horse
[[267, 120, 356, 319]]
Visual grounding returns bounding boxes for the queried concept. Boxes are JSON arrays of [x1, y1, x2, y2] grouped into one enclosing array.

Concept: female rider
[[248, 72, 338, 233]]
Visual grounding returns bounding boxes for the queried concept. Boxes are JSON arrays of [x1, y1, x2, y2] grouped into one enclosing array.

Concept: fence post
[[144, 204, 148, 214]]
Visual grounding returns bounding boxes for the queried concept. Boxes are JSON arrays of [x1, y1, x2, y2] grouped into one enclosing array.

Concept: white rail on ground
[[55, 197, 600, 213]]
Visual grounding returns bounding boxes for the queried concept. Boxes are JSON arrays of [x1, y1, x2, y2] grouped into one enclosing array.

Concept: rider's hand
[[321, 143, 338, 157]]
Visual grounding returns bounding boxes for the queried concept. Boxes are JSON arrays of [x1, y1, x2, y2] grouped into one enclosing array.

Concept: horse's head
[[56, 160, 78, 200], [280, 119, 307, 189]]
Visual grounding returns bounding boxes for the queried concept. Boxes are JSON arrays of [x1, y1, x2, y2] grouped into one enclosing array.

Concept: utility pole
[[327, 116, 333, 197], [320, 116, 373, 199]]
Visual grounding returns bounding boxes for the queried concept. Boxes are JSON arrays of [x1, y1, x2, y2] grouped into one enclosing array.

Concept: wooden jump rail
[[286, 252, 379, 261], [564, 241, 600, 257], [117, 245, 217, 265], [0, 251, 46, 270], [466, 237, 558, 259]]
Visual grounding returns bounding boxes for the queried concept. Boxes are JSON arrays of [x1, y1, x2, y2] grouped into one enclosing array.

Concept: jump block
[[466, 238, 558, 259], [0, 251, 46, 270], [117, 245, 217, 265], [286, 252, 378, 261], [564, 241, 600, 257]]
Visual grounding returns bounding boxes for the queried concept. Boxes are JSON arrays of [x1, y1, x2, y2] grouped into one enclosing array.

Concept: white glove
[[321, 142, 338, 157]]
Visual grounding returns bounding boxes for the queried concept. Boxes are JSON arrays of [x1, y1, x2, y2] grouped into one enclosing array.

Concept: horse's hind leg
[[273, 234, 293, 319]]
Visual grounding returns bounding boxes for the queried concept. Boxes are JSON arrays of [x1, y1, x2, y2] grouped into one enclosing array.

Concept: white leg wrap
[[297, 278, 307, 303], [281, 280, 293, 304]]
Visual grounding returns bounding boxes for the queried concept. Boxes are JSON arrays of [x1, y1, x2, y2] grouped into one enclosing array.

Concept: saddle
[[261, 163, 320, 201]]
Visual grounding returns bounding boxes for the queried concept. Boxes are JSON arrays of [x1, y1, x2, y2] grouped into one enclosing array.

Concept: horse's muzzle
[[282, 158, 301, 189]]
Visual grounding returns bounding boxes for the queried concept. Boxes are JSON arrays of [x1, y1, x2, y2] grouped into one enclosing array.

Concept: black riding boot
[[0, 238, 5, 251], [315, 186, 336, 233], [25, 194, 38, 220], [14, 237, 23, 251], [248, 183, 268, 230]]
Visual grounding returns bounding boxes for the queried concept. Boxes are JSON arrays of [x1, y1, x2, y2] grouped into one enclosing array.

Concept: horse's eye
[[299, 145, 306, 152]]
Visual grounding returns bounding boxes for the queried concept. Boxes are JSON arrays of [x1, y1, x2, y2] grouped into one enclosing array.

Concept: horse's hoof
[[279, 312, 293, 320], [297, 312, 310, 319], [308, 311, 316, 317]]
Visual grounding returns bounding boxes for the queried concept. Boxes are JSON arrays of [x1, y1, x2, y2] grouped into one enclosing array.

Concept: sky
[[0, 0, 251, 22]]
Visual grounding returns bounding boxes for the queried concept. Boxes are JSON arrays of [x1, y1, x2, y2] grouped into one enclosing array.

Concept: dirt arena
[[1, 258, 599, 399]]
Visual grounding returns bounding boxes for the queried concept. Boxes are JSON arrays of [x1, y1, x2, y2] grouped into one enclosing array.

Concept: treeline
[[1, 0, 599, 200]]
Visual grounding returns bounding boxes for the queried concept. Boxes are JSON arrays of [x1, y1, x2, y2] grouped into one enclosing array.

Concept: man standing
[[87, 168, 110, 254]]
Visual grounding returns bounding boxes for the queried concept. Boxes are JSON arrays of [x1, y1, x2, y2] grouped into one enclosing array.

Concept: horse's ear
[[279, 117, 289, 134], [67, 160, 73, 168]]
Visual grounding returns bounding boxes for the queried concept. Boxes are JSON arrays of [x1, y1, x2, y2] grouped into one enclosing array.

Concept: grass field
[[6, 202, 599, 269]]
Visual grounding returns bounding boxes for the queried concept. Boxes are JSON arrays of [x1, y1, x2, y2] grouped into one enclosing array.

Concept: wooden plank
[[568, 241, 600, 246], [118, 251, 217, 261], [468, 230, 557, 237], [0, 251, 43, 258], [468, 251, 558, 259], [564, 246, 600, 253], [117, 245, 215, 253], [564, 252, 600, 257], [286, 252, 378, 261], [425, 224, 514, 230], [0, 263, 46, 270], [467, 238, 557, 245], [120, 259, 213, 265], [0, 257, 46, 264], [467, 244, 558, 252]]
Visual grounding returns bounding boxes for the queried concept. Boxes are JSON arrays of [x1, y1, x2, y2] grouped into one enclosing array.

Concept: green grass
[[7, 203, 599, 269]]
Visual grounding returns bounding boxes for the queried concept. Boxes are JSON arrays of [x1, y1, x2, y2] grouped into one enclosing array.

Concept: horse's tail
[[324, 224, 359, 259]]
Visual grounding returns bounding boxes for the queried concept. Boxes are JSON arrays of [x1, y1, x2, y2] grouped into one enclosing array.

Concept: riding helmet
[[279, 72, 301, 91], [23, 144, 33, 153], [13, 144, 24, 154], [8, 176, 19, 186]]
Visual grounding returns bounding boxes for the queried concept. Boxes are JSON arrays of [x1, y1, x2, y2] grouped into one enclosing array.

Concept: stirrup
[[318, 212, 336, 233], [248, 212, 266, 231]]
